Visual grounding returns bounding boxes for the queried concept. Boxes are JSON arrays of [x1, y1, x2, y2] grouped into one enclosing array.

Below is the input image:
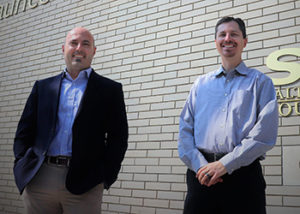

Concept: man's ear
[[243, 38, 248, 48], [62, 45, 65, 53]]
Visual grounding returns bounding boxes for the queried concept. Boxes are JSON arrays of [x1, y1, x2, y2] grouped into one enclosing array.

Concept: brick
[[181, 8, 205, 19], [153, 71, 177, 81], [131, 206, 155, 214], [207, 1, 233, 13], [266, 206, 300, 214], [137, 7, 158, 17], [123, 166, 146, 173], [145, 38, 167, 48], [148, 133, 173, 141], [147, 10, 169, 21], [194, 0, 219, 9], [263, 19, 295, 31], [248, 0, 277, 10], [265, 175, 282, 185], [146, 24, 168, 34], [146, 182, 171, 191], [144, 51, 166, 61], [156, 42, 179, 52], [144, 198, 169, 208], [132, 190, 156, 198], [135, 33, 156, 43], [159, 1, 181, 12], [168, 32, 192, 43], [282, 136, 300, 146], [134, 173, 158, 182], [250, 30, 279, 43], [170, 200, 184, 209], [248, 47, 278, 59], [122, 181, 145, 190], [124, 42, 144, 51], [136, 20, 157, 30], [159, 174, 185, 182], [280, 8, 300, 19], [167, 47, 191, 57], [280, 25, 300, 36], [283, 196, 300, 206], [141, 80, 164, 90], [151, 102, 175, 110], [127, 104, 150, 113], [140, 95, 163, 104], [157, 28, 180, 39], [139, 110, 162, 119], [146, 166, 171, 174], [103, 195, 120, 204], [262, 156, 282, 165], [264, 2, 294, 15], [278, 126, 300, 136], [135, 157, 159, 165], [126, 29, 146, 39], [266, 195, 283, 206], [248, 14, 278, 26], [152, 86, 176, 95], [154, 57, 178, 66], [158, 191, 184, 200], [108, 204, 130, 213], [282, 116, 300, 126], [220, 5, 247, 17], [158, 14, 181, 25]]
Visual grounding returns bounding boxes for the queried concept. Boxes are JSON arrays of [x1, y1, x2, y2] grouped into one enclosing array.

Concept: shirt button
[[224, 93, 228, 96], [222, 108, 226, 112]]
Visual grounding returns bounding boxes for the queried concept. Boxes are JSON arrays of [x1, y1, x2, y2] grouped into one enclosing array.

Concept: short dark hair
[[215, 17, 247, 39]]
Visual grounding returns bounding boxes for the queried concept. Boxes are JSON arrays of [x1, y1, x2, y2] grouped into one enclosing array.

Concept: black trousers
[[183, 160, 266, 214]]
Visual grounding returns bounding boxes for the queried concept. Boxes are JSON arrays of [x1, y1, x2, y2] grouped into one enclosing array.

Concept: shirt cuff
[[219, 153, 239, 175]]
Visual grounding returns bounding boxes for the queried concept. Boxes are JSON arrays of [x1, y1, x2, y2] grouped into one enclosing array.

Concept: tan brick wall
[[0, 0, 299, 213]]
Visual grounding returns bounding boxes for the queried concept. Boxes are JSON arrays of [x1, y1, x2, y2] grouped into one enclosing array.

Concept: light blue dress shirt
[[47, 68, 92, 157], [178, 61, 278, 174]]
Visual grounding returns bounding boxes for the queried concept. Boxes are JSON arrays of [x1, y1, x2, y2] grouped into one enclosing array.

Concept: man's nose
[[75, 43, 83, 51], [224, 33, 231, 41]]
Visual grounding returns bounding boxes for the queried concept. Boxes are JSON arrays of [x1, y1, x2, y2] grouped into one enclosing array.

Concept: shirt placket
[[218, 76, 231, 150], [64, 82, 75, 154]]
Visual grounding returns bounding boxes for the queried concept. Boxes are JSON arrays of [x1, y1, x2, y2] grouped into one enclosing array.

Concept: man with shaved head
[[13, 27, 128, 214]]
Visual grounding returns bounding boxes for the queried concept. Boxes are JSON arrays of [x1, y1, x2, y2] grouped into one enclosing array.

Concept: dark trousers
[[183, 160, 266, 214]]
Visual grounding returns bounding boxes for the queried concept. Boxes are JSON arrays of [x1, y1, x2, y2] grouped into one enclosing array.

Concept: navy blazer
[[13, 70, 128, 194]]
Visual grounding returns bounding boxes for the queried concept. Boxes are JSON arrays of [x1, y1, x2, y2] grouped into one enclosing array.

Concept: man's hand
[[196, 161, 227, 187]]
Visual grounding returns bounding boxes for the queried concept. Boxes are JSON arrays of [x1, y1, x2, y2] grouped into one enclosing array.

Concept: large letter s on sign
[[266, 48, 300, 86]]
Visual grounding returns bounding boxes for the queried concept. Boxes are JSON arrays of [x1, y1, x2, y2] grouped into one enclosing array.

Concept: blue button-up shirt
[[178, 61, 278, 174], [47, 68, 92, 157]]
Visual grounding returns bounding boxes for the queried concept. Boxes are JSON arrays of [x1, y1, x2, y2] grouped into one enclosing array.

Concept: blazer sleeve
[[13, 81, 38, 163], [104, 83, 128, 189]]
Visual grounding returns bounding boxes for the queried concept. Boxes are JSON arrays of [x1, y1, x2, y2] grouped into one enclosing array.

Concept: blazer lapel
[[74, 70, 97, 120], [47, 72, 64, 141]]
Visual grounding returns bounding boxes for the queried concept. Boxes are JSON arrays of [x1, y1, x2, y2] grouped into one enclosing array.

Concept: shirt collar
[[215, 61, 248, 77], [63, 67, 92, 80]]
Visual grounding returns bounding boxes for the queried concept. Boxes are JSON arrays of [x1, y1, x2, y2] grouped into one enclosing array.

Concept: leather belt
[[45, 156, 71, 167], [199, 150, 226, 162]]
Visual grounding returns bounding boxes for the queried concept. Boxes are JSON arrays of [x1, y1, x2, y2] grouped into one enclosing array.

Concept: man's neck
[[221, 58, 242, 72], [67, 70, 80, 80]]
